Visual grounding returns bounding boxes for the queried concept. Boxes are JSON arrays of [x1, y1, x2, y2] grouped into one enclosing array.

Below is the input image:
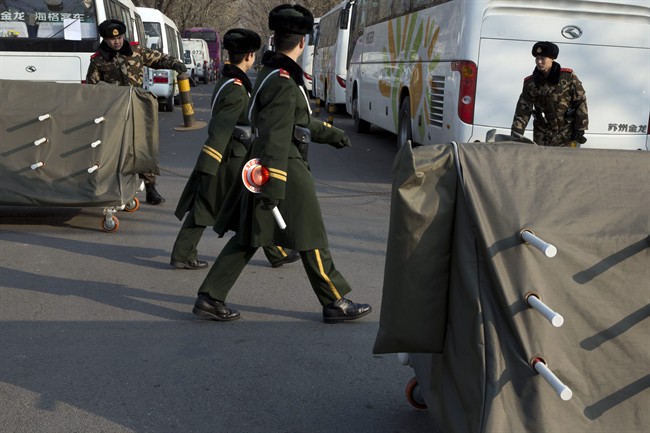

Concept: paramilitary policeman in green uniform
[[170, 28, 300, 270], [86, 19, 187, 204], [191, 4, 372, 323], [511, 41, 589, 147]]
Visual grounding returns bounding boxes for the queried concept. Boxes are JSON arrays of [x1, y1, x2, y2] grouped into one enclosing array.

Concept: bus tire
[[353, 95, 371, 134], [165, 96, 174, 112], [398, 95, 412, 150]]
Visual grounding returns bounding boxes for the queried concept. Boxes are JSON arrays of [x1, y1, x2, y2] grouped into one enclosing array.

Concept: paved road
[[0, 82, 440, 433]]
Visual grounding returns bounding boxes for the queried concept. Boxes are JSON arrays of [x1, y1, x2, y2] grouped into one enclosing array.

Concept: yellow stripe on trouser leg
[[301, 249, 352, 305], [315, 249, 341, 300]]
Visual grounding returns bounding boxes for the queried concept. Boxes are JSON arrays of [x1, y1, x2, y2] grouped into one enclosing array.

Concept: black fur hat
[[98, 19, 126, 38], [268, 4, 314, 35], [223, 29, 262, 53], [532, 41, 559, 59]]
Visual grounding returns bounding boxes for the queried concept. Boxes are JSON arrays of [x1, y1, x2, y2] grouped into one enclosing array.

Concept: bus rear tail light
[[304, 72, 312, 82], [152, 71, 169, 84], [336, 75, 346, 89], [452, 61, 477, 124]]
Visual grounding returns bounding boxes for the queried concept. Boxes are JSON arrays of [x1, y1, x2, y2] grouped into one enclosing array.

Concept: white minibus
[[312, 1, 355, 110], [182, 37, 212, 84], [0, 0, 144, 83], [137, 6, 182, 111], [346, 0, 649, 151]]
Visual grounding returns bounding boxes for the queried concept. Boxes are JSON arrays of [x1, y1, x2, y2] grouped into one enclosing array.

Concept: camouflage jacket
[[86, 41, 181, 87], [511, 62, 588, 147]]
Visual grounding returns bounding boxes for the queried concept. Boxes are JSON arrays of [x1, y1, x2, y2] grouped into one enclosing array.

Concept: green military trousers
[[171, 210, 289, 266], [198, 236, 352, 306]]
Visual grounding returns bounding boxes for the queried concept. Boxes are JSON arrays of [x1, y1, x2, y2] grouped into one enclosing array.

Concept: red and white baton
[[242, 158, 287, 230]]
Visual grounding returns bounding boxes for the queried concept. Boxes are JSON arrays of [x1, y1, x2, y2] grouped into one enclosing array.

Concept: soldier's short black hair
[[269, 4, 314, 35], [228, 52, 248, 65], [98, 19, 126, 38], [274, 32, 304, 53], [532, 41, 559, 59], [224, 29, 262, 54]]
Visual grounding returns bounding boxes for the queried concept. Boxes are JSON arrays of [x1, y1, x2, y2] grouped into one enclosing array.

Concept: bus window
[[144, 21, 163, 50]]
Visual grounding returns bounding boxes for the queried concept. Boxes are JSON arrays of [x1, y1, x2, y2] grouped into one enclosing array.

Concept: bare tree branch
[[134, 0, 341, 41]]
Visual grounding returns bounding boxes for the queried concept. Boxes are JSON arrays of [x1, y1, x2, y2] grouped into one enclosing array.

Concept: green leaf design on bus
[[380, 15, 441, 133]]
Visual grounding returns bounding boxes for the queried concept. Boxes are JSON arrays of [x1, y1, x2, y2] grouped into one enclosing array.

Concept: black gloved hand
[[173, 62, 187, 74], [260, 197, 279, 210], [572, 130, 587, 144], [333, 134, 351, 149]]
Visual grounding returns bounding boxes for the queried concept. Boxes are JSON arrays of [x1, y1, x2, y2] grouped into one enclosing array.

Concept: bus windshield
[[143, 21, 162, 50], [0, 0, 97, 45], [186, 31, 215, 42]]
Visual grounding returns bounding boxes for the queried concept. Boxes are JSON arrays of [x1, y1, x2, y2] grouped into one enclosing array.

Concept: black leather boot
[[192, 293, 240, 321], [322, 298, 372, 323], [145, 183, 165, 205], [271, 249, 301, 268]]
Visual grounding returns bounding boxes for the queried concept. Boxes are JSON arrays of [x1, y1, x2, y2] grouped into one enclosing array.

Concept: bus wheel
[[397, 95, 412, 150], [353, 95, 371, 134], [165, 96, 174, 112]]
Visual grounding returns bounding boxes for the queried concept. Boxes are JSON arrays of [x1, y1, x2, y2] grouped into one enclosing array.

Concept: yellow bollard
[[174, 72, 207, 131], [313, 98, 321, 117], [327, 102, 335, 125]]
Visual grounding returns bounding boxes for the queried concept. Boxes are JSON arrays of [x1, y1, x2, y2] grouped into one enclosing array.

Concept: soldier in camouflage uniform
[[170, 29, 300, 270], [511, 41, 588, 147], [191, 4, 372, 323], [86, 19, 187, 204]]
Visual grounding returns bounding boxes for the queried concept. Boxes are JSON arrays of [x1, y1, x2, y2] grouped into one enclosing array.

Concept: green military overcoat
[[175, 65, 252, 226], [215, 52, 348, 250]]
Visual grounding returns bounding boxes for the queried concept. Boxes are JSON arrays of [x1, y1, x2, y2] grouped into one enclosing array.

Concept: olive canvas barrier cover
[[0, 79, 159, 207], [374, 142, 649, 432]]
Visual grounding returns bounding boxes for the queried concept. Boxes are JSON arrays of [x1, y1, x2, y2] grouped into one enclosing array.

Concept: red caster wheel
[[406, 376, 427, 410]]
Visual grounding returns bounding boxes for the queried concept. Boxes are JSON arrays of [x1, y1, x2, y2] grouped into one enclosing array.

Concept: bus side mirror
[[339, 10, 350, 30]]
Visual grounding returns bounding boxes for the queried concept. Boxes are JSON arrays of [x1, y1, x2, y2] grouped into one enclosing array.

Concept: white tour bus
[[137, 6, 182, 111], [312, 0, 355, 109], [346, 0, 650, 151], [297, 17, 320, 97], [0, 0, 144, 83]]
